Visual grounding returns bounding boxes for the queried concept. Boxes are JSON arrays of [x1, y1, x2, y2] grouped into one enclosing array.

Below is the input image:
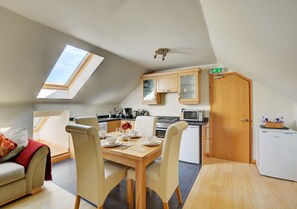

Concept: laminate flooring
[[52, 158, 201, 209], [183, 157, 297, 209]]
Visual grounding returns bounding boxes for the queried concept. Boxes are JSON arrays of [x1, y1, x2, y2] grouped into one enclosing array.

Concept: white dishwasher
[[179, 125, 200, 164]]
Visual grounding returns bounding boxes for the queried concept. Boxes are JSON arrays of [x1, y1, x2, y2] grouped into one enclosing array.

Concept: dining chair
[[65, 124, 128, 209], [126, 121, 188, 209], [134, 116, 157, 136], [74, 116, 99, 131]]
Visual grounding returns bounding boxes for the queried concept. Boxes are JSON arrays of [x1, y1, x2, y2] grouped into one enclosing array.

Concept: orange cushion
[[0, 133, 17, 159]]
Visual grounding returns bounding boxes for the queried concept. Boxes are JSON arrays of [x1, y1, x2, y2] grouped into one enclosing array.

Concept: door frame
[[209, 72, 253, 163]]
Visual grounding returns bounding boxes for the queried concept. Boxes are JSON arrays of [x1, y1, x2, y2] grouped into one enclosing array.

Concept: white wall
[[295, 104, 297, 130], [253, 81, 296, 161], [0, 104, 34, 137], [35, 111, 69, 148], [34, 103, 117, 118], [120, 69, 210, 117]]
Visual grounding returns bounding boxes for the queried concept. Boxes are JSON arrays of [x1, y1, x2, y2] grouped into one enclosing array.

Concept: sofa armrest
[[25, 146, 49, 193]]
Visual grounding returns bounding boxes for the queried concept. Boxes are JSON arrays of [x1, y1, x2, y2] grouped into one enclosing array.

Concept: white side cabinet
[[257, 128, 297, 181], [179, 125, 200, 164]]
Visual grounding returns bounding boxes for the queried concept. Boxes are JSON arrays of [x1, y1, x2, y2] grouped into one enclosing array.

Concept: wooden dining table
[[101, 134, 162, 209]]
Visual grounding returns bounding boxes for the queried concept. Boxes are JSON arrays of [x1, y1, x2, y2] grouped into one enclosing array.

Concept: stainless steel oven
[[155, 116, 179, 138], [156, 127, 167, 138]]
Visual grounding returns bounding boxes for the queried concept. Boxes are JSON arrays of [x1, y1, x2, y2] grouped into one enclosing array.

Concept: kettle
[[140, 109, 149, 116], [132, 110, 139, 118]]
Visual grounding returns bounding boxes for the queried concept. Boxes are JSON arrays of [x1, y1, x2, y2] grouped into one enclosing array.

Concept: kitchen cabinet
[[157, 74, 178, 93], [178, 70, 200, 104], [107, 120, 121, 133], [141, 67, 201, 104], [202, 123, 210, 165], [141, 77, 161, 104]]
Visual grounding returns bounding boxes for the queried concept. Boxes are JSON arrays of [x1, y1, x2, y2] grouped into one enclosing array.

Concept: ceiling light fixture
[[153, 48, 169, 61]]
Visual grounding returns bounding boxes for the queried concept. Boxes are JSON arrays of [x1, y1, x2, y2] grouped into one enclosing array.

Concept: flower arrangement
[[121, 121, 132, 132]]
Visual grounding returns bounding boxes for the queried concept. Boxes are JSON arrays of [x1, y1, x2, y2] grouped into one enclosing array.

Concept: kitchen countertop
[[180, 118, 209, 126], [71, 115, 208, 126], [98, 116, 135, 123]]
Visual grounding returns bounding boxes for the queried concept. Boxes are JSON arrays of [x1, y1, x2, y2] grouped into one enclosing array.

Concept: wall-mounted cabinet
[[178, 71, 200, 104], [141, 67, 201, 105], [157, 74, 178, 93], [141, 77, 161, 104]]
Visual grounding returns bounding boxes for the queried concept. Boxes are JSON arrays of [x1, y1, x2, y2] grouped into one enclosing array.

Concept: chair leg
[[74, 194, 81, 209], [163, 202, 169, 209], [175, 185, 183, 204], [127, 179, 134, 209], [97, 206, 103, 209]]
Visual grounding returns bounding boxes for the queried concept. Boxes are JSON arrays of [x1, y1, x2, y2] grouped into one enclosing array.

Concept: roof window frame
[[42, 53, 93, 90]]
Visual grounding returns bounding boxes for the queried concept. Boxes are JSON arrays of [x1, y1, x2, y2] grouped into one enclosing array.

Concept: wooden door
[[210, 73, 252, 163]]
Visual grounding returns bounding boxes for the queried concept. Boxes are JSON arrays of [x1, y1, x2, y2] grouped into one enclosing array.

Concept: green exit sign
[[211, 68, 223, 74]]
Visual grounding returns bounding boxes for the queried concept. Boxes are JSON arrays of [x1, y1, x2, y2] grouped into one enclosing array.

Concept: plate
[[101, 141, 121, 148], [130, 134, 142, 139], [142, 139, 162, 147]]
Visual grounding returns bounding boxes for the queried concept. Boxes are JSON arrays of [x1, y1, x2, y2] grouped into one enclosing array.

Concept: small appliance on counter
[[132, 110, 139, 118], [124, 108, 133, 118], [114, 107, 123, 118], [139, 109, 149, 116], [180, 109, 204, 122]]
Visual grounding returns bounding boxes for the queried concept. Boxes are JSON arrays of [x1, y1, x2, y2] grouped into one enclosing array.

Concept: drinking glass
[[115, 127, 121, 136]]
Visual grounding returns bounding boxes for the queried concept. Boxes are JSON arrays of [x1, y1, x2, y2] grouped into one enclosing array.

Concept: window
[[37, 45, 104, 99], [45, 45, 88, 86]]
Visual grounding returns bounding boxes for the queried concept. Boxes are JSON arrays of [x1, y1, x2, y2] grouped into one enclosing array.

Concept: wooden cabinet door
[[178, 71, 200, 104], [107, 120, 121, 133], [210, 73, 251, 163], [157, 74, 178, 93], [142, 77, 161, 104]]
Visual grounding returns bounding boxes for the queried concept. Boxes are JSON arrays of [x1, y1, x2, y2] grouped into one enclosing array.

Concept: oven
[[155, 116, 179, 138], [156, 127, 167, 138]]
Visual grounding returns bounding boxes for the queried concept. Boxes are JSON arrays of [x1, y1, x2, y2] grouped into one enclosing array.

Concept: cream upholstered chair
[[134, 116, 157, 136], [126, 121, 188, 209], [65, 124, 128, 209], [74, 116, 99, 131]]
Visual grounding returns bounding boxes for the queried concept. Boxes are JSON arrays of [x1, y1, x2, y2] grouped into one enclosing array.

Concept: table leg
[[135, 161, 146, 209]]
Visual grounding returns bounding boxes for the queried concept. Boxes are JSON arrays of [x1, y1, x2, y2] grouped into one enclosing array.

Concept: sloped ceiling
[[1, 0, 296, 105], [0, 0, 216, 104], [0, 6, 146, 104], [200, 0, 297, 102], [0, 0, 216, 70]]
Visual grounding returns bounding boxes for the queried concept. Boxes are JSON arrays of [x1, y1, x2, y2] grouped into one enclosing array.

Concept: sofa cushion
[[3, 126, 29, 148], [0, 134, 17, 159], [0, 162, 25, 186]]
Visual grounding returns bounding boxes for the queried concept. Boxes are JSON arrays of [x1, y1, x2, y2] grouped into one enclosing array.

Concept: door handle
[[241, 119, 249, 122]]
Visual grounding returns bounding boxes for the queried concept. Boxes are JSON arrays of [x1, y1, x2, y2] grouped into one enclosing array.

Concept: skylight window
[[45, 45, 88, 85], [37, 44, 104, 99]]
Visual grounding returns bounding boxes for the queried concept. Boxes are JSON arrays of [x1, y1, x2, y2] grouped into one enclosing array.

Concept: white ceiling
[[0, 0, 297, 104], [0, 0, 216, 70]]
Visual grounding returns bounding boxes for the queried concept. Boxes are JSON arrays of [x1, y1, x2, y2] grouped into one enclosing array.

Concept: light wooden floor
[[3, 158, 297, 209], [2, 181, 96, 209], [184, 157, 297, 209], [36, 139, 69, 157]]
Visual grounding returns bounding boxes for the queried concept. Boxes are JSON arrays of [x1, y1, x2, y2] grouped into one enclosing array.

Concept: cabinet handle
[[178, 93, 181, 100], [241, 119, 249, 122]]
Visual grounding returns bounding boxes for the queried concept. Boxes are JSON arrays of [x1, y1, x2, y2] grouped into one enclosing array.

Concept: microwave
[[181, 109, 204, 122]]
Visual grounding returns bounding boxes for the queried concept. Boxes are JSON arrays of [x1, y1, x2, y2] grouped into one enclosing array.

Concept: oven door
[[156, 128, 167, 138]]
